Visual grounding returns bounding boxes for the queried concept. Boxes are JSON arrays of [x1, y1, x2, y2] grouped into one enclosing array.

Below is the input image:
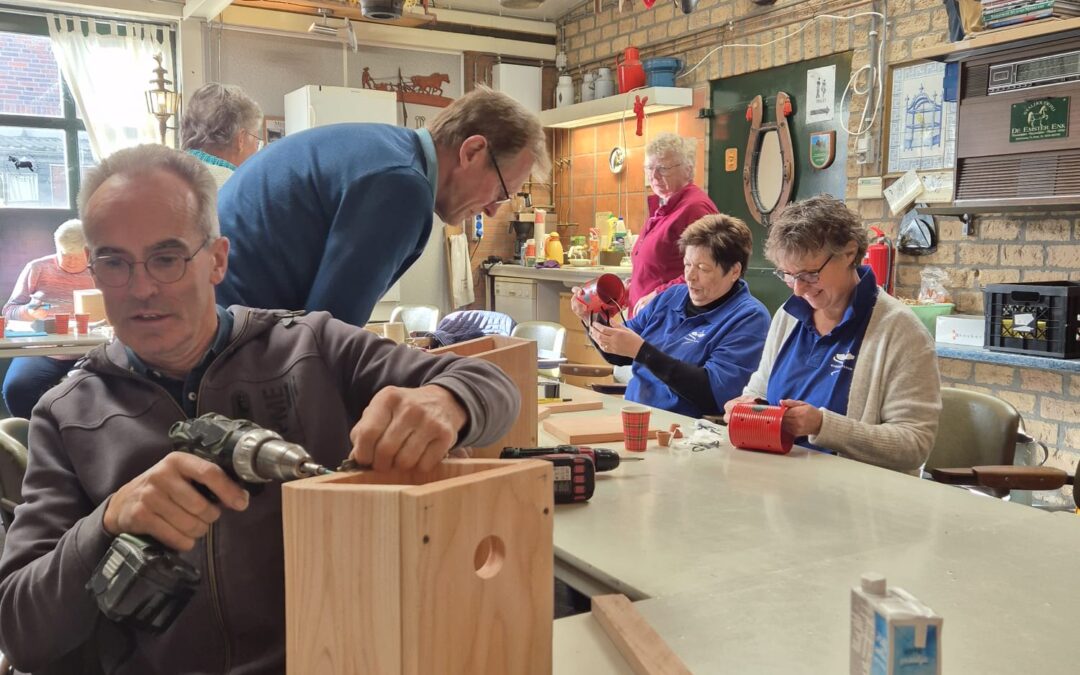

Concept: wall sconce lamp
[[145, 53, 180, 146]]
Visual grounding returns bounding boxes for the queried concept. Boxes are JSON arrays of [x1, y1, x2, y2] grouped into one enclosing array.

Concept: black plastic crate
[[984, 282, 1080, 359]]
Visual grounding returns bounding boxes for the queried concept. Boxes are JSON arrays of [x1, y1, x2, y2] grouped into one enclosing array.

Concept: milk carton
[[850, 573, 942, 675]]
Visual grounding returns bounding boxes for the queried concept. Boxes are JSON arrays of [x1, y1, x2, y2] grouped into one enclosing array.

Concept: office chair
[[388, 304, 441, 335], [511, 321, 566, 379]]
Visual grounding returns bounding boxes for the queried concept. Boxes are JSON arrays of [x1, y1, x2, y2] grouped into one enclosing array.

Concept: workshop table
[[547, 385, 1080, 672]]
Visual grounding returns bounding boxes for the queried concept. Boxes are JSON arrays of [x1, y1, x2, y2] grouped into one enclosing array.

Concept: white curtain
[[46, 14, 175, 160]]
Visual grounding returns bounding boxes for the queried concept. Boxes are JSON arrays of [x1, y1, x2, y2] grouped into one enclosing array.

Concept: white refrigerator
[[283, 85, 397, 134], [283, 85, 449, 321]]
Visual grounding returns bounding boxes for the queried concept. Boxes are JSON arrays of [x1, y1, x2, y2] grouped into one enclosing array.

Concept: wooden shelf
[[911, 16, 1080, 62], [230, 0, 438, 28], [538, 87, 693, 129]]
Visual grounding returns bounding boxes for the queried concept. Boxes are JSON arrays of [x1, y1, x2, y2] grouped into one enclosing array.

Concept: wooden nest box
[[283, 459, 554, 674]]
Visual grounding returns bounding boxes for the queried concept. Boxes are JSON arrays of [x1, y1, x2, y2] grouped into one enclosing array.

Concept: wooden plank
[[402, 460, 553, 674], [910, 16, 1080, 61], [540, 390, 606, 414], [591, 594, 692, 675], [542, 414, 661, 444], [284, 475, 403, 674]]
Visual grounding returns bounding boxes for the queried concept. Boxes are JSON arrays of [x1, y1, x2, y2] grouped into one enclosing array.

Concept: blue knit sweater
[[216, 124, 434, 326]]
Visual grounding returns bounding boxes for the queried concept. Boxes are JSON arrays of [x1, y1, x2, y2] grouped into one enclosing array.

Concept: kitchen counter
[[483, 263, 633, 323], [486, 263, 632, 286]]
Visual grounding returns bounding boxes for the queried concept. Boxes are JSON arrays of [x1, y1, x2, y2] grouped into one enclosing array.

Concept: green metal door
[[708, 53, 853, 313]]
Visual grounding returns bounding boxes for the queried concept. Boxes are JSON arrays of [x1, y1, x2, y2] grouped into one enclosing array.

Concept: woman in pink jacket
[[628, 133, 718, 317]]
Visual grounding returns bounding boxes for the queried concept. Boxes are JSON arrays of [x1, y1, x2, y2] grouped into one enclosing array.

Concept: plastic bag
[[918, 266, 951, 304]]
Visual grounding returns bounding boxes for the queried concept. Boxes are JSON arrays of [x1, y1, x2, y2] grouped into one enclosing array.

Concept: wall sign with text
[[1009, 97, 1070, 143]]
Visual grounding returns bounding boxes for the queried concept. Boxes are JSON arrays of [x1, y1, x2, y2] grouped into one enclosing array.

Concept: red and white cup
[[621, 405, 651, 452], [53, 313, 70, 334], [728, 403, 794, 454]]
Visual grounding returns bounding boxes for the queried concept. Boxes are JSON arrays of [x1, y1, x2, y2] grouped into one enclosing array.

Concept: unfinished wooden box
[[429, 335, 537, 458], [73, 289, 107, 323], [283, 459, 553, 675]]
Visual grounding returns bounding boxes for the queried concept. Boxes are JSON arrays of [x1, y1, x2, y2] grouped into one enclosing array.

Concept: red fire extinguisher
[[863, 226, 894, 295]]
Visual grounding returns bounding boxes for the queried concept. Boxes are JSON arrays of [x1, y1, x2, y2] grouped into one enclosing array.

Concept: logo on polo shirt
[[684, 330, 708, 344], [830, 352, 855, 375]]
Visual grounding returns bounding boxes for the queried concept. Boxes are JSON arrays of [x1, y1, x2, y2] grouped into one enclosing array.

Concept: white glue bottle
[[850, 573, 942, 675], [534, 209, 547, 262]]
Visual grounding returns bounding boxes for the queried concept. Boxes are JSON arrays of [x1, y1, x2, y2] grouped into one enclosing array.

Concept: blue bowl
[[642, 57, 684, 87]]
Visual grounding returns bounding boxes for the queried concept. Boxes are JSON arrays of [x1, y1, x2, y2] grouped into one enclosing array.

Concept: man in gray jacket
[[0, 145, 520, 674]]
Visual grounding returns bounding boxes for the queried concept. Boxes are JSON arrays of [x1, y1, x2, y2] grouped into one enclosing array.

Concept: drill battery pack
[[87, 533, 201, 634]]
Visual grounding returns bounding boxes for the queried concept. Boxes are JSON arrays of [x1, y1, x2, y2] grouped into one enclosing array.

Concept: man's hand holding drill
[[102, 452, 250, 552]]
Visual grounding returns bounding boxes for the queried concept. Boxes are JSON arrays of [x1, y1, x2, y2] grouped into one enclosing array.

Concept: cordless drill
[[87, 413, 332, 633]]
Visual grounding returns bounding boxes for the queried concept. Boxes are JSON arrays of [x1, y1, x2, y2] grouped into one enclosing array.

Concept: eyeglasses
[[487, 143, 512, 205], [244, 130, 264, 151], [773, 253, 834, 286], [89, 238, 210, 288], [644, 162, 684, 178]]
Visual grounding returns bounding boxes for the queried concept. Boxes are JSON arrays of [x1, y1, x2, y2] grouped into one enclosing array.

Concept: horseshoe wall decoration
[[742, 91, 796, 227]]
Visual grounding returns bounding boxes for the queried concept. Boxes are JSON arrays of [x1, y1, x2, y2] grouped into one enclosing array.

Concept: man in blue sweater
[[573, 214, 771, 418], [216, 86, 547, 326]]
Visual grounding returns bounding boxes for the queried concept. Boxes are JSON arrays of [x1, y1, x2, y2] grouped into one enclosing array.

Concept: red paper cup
[[0, 316, 6, 337], [574, 274, 628, 321], [53, 313, 70, 334], [621, 405, 651, 452], [728, 403, 794, 454], [75, 313, 90, 335]]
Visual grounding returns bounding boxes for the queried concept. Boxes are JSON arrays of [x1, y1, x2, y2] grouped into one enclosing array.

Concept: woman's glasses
[[772, 253, 834, 286]]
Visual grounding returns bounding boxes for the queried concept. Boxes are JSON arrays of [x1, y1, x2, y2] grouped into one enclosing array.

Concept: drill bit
[[301, 461, 334, 476], [336, 458, 373, 472]]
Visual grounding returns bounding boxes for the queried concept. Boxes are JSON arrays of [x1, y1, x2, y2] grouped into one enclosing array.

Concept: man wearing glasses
[[0, 145, 520, 673], [180, 83, 264, 189], [216, 86, 548, 327]]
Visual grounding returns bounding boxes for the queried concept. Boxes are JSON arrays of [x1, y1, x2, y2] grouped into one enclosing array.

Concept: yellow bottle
[[545, 232, 564, 265]]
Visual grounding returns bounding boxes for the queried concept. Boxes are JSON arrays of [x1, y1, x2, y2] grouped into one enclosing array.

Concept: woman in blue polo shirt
[[724, 195, 941, 474], [572, 214, 771, 418]]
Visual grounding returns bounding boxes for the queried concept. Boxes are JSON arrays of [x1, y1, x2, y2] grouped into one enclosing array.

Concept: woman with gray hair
[[723, 195, 941, 474], [628, 132, 718, 317], [2, 219, 96, 417], [180, 82, 263, 188]]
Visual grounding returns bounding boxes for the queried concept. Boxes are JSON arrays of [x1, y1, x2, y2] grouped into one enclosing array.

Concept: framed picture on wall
[[263, 116, 285, 145], [885, 62, 958, 175]]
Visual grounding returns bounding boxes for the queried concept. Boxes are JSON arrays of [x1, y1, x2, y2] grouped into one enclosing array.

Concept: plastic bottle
[[588, 229, 600, 266], [545, 232, 564, 265], [534, 209, 547, 262], [850, 573, 942, 675]]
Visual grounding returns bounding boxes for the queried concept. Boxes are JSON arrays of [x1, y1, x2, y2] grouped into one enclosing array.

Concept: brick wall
[[556, 0, 1080, 503], [0, 32, 62, 117]]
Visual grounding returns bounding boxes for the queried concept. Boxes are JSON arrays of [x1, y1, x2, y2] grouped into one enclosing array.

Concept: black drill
[[87, 413, 332, 633]]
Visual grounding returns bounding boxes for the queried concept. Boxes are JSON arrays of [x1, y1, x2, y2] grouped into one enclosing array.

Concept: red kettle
[[617, 47, 646, 94]]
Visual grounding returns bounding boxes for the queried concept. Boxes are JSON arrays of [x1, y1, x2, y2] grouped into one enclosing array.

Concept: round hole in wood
[[473, 535, 505, 579]]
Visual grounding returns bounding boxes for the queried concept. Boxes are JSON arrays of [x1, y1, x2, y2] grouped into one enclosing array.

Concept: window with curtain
[[0, 14, 95, 209], [47, 13, 176, 161]]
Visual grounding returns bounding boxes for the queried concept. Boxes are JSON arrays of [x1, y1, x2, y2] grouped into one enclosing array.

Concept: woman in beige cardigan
[[724, 195, 941, 474]]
